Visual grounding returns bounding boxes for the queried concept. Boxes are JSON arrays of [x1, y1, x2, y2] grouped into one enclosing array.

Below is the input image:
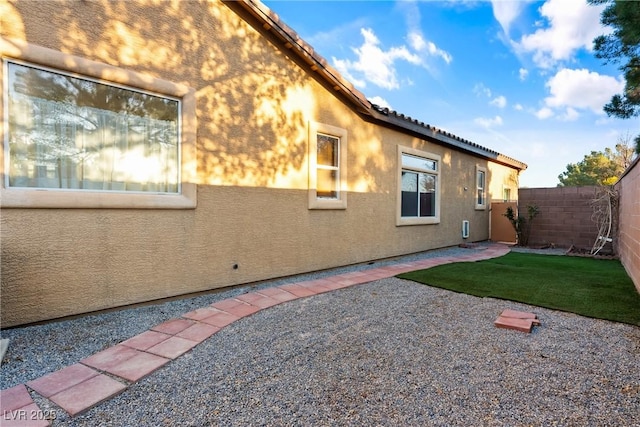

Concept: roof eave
[[371, 107, 528, 171], [227, 0, 528, 172]]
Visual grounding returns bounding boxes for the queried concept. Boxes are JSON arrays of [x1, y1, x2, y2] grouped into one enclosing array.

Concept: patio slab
[[278, 283, 319, 297], [48, 374, 126, 416], [150, 318, 195, 335], [80, 345, 139, 371], [2, 402, 51, 426], [211, 298, 248, 312], [176, 323, 221, 343], [219, 301, 262, 318], [1, 384, 33, 413], [26, 364, 98, 398], [120, 330, 172, 351], [182, 306, 223, 321], [235, 292, 281, 309], [145, 336, 199, 360], [104, 351, 170, 382], [256, 287, 299, 302], [199, 310, 241, 328]]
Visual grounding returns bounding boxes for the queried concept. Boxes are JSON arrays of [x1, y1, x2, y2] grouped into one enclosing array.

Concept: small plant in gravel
[[504, 205, 539, 246]]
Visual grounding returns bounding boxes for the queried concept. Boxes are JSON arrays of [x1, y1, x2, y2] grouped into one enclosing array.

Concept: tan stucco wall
[[0, 0, 520, 327]]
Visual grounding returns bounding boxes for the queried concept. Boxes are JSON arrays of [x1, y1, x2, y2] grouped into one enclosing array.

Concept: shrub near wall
[[614, 158, 640, 294], [518, 186, 603, 250]]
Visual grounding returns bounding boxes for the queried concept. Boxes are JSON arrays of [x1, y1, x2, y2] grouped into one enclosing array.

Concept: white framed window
[[308, 121, 347, 209], [1, 40, 196, 209], [503, 186, 512, 202], [475, 166, 487, 210], [397, 146, 440, 226]]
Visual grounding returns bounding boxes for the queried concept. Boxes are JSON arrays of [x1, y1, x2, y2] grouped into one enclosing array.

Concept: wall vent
[[462, 220, 470, 239]]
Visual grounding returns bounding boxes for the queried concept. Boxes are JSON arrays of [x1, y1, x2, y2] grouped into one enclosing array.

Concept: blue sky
[[262, 0, 639, 188]]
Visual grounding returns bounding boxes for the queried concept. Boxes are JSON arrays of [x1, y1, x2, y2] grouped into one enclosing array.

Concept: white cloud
[[535, 107, 554, 120], [490, 95, 507, 108], [408, 32, 453, 64], [516, 0, 608, 69], [543, 68, 624, 114], [473, 83, 492, 98], [332, 25, 451, 90], [400, 1, 453, 66], [332, 28, 420, 90], [491, 0, 530, 35], [519, 68, 529, 81], [474, 115, 503, 128], [368, 96, 392, 110], [559, 107, 580, 121], [514, 103, 524, 111]]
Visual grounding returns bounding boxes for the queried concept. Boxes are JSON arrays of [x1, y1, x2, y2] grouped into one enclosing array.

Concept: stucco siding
[[1, 0, 521, 326]]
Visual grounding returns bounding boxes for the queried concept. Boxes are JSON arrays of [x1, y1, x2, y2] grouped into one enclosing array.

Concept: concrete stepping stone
[[47, 374, 126, 417], [494, 309, 540, 333], [27, 364, 98, 398]]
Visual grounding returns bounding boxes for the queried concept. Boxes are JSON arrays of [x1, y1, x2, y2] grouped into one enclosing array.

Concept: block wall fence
[[518, 186, 605, 250], [614, 157, 640, 293]]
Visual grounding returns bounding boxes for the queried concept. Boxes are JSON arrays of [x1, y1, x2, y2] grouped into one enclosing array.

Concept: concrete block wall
[[614, 158, 640, 293], [518, 186, 603, 250]]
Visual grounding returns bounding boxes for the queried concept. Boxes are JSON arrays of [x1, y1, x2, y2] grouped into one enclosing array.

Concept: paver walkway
[[1, 244, 509, 425]]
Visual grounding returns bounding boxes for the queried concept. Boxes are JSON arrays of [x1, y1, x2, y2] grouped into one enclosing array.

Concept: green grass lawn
[[397, 252, 640, 326]]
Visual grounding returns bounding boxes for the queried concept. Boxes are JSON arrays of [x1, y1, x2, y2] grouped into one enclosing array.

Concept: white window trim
[[475, 165, 487, 210], [396, 145, 440, 226], [308, 121, 347, 210], [502, 185, 512, 202], [0, 37, 197, 209]]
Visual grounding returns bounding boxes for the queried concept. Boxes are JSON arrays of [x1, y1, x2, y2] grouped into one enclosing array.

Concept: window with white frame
[[1, 42, 196, 209], [308, 122, 347, 209], [475, 166, 487, 209], [397, 146, 440, 225], [503, 187, 512, 202]]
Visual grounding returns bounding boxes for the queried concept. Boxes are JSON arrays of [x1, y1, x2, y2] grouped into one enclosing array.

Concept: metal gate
[[490, 202, 517, 243]]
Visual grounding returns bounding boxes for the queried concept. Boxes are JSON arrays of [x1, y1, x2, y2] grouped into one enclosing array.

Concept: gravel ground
[[1, 244, 491, 389], [3, 244, 639, 426]]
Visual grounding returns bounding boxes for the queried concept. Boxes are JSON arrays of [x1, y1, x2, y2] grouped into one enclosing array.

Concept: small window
[[397, 146, 440, 225], [1, 43, 196, 209], [308, 122, 347, 209], [503, 187, 512, 202], [475, 166, 487, 210]]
